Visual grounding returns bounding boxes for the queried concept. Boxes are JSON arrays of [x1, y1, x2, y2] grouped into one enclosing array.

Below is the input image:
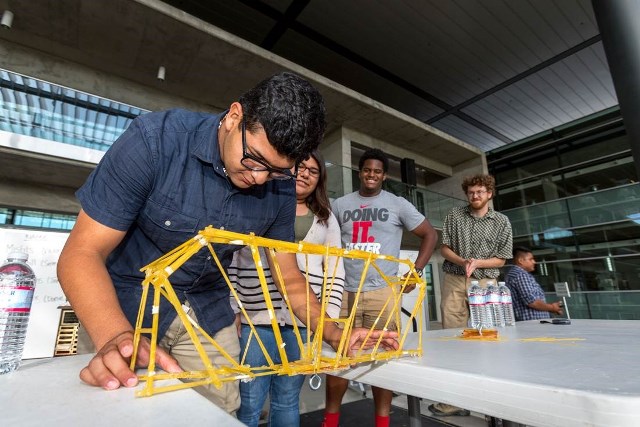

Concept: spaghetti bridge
[[131, 226, 425, 397]]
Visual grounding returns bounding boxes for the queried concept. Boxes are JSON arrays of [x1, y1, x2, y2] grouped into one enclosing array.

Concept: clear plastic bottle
[[467, 280, 485, 329], [0, 252, 36, 374], [498, 281, 516, 326], [486, 281, 503, 328]]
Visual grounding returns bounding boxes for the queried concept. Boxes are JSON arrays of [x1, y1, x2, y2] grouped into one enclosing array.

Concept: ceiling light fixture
[[1, 10, 13, 29], [157, 65, 166, 82]]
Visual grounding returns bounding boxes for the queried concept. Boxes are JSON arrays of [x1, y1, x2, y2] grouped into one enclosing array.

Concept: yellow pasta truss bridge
[[131, 226, 425, 397]]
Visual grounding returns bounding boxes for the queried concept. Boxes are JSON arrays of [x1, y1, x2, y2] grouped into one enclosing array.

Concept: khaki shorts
[[440, 273, 495, 329], [339, 286, 399, 332], [159, 307, 240, 415]]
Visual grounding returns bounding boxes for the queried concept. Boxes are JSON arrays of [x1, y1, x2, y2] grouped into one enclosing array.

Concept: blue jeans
[[237, 324, 307, 427]]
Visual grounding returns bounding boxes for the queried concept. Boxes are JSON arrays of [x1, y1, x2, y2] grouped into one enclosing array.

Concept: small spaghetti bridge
[[131, 226, 425, 397]]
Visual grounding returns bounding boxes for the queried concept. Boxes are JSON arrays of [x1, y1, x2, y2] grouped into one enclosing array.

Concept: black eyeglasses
[[240, 121, 297, 181]]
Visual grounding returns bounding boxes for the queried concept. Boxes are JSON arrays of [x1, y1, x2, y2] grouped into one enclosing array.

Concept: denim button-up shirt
[[77, 109, 296, 338]]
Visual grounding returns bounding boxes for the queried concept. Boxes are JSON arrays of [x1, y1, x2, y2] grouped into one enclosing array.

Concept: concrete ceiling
[[163, 0, 618, 152], [0, 0, 620, 194], [0, 0, 490, 192]]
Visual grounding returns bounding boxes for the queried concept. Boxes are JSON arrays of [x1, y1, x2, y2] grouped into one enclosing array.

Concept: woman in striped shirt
[[231, 150, 344, 427]]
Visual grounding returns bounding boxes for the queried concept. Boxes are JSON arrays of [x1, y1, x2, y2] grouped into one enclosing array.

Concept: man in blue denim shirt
[[58, 72, 398, 414]]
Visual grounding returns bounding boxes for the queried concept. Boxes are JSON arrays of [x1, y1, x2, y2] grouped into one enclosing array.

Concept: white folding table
[[0, 353, 244, 426], [336, 319, 640, 427]]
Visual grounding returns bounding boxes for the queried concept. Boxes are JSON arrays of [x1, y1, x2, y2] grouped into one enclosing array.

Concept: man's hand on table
[[80, 331, 182, 390], [325, 326, 399, 356], [348, 327, 399, 353]]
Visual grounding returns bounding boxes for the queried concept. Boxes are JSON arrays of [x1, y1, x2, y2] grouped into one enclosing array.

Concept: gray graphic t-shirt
[[332, 190, 425, 292]]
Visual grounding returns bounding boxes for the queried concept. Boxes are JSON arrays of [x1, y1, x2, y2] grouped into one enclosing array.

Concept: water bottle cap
[[7, 251, 28, 262]]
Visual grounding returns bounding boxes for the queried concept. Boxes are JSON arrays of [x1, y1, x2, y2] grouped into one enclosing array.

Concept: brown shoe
[[428, 403, 470, 417]]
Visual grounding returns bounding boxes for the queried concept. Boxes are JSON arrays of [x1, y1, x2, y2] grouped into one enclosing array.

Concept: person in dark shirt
[[506, 247, 563, 321], [57, 72, 397, 414]]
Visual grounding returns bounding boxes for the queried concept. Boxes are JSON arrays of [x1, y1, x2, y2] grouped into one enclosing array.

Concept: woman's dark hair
[[302, 150, 331, 225], [239, 71, 326, 163], [358, 148, 389, 173]]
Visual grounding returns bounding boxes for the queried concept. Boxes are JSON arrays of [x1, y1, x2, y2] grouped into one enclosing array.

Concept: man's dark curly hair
[[358, 148, 389, 173], [239, 71, 326, 163]]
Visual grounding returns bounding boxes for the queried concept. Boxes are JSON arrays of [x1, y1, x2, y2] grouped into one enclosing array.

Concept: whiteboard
[[398, 250, 429, 333], [0, 228, 70, 359]]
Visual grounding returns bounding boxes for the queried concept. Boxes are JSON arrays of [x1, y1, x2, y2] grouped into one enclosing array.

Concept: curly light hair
[[461, 174, 496, 194]]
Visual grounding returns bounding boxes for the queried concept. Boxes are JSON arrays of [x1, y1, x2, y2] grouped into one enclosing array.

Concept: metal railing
[[546, 290, 640, 320], [325, 163, 466, 228], [503, 183, 640, 236]]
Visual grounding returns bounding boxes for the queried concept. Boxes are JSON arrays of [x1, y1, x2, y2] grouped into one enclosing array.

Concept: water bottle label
[[487, 294, 500, 303], [469, 295, 484, 305], [501, 296, 512, 304], [0, 286, 34, 312]]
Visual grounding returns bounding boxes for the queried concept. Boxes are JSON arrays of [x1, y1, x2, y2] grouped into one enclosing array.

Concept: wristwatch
[[416, 268, 424, 278]]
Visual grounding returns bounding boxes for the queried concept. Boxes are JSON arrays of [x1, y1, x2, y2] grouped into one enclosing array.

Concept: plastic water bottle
[[499, 281, 516, 326], [0, 252, 36, 374], [467, 280, 485, 329], [486, 281, 503, 328]]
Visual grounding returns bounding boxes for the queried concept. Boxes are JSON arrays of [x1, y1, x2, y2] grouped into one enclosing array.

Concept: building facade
[[488, 109, 640, 319]]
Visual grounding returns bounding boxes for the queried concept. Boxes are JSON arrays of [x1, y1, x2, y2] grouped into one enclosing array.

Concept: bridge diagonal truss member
[[131, 226, 425, 397]]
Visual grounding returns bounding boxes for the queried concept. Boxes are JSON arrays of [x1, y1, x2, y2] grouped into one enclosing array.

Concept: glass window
[[0, 68, 148, 152], [8, 209, 76, 231]]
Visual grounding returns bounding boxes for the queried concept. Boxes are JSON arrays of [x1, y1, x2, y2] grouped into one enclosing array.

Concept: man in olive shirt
[[429, 174, 512, 417]]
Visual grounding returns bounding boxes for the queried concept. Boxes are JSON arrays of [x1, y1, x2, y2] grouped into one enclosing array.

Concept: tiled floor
[[263, 322, 487, 426], [389, 393, 487, 427], [292, 374, 487, 427]]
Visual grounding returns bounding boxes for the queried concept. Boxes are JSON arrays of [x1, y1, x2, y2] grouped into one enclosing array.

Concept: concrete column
[[592, 0, 640, 177], [321, 128, 352, 198]]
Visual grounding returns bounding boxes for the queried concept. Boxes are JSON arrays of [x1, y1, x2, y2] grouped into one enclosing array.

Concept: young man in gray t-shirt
[[323, 148, 438, 427]]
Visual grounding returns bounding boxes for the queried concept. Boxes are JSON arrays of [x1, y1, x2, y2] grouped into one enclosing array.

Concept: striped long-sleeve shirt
[[229, 212, 345, 326]]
